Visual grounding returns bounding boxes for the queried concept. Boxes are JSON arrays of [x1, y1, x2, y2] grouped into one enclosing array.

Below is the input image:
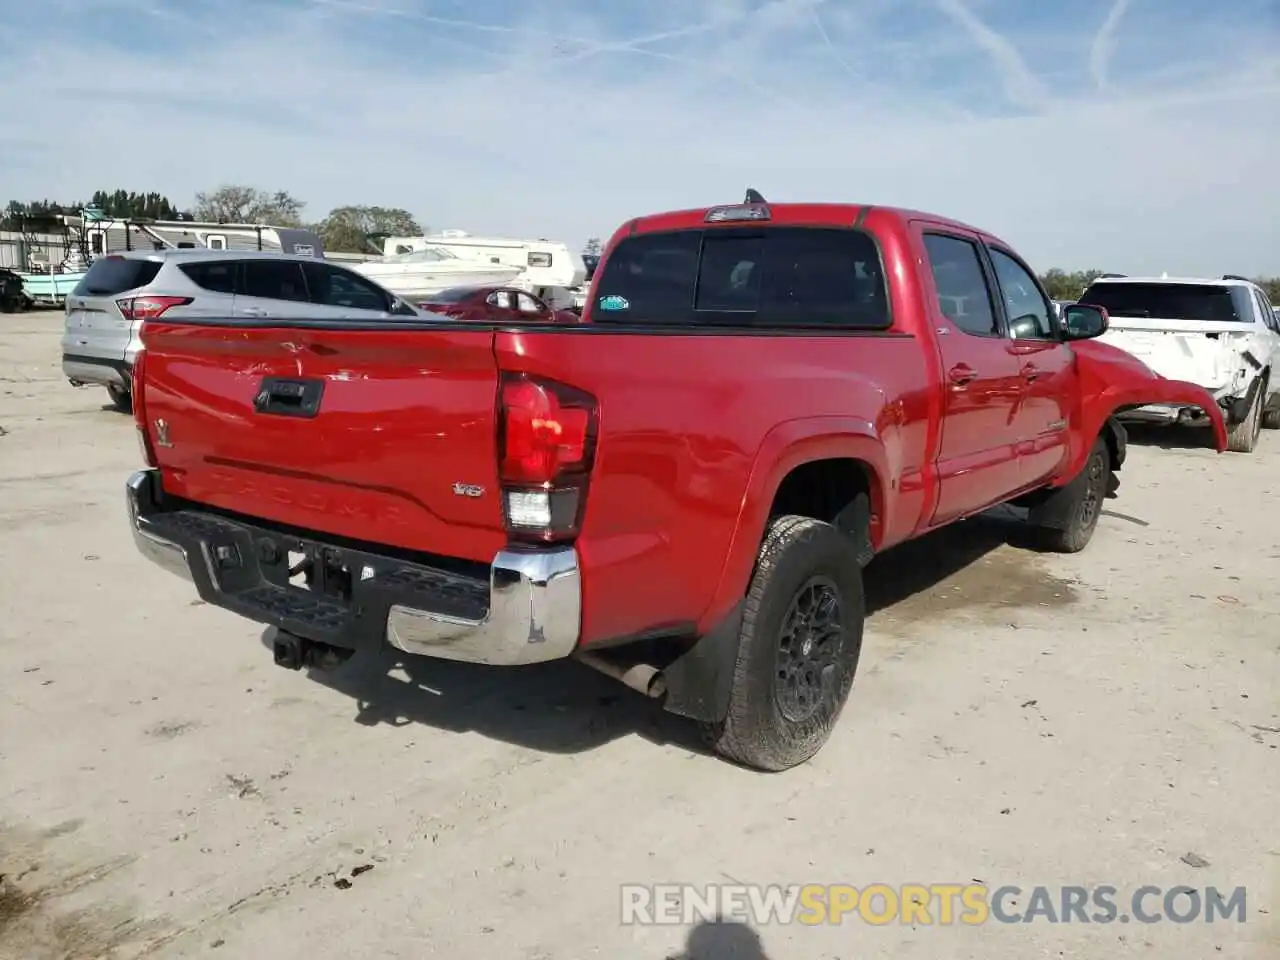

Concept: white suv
[[1079, 274, 1280, 453], [61, 250, 428, 411]]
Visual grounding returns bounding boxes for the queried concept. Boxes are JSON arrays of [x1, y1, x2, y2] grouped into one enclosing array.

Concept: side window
[[302, 263, 389, 311], [177, 260, 236, 294], [1252, 289, 1277, 332], [240, 260, 309, 303], [516, 292, 544, 313], [487, 291, 514, 310], [921, 234, 999, 337], [989, 248, 1054, 339]]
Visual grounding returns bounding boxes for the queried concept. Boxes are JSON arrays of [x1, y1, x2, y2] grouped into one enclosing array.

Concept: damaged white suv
[[1079, 274, 1280, 453]]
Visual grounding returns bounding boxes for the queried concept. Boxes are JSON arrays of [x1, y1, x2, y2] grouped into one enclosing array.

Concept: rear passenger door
[[985, 245, 1076, 484], [917, 229, 1024, 525], [301, 262, 400, 319], [234, 260, 311, 319]]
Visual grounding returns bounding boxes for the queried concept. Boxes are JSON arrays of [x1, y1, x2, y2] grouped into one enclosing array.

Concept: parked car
[[417, 285, 580, 324], [122, 194, 1227, 771], [60, 249, 425, 411], [1080, 273, 1280, 452]]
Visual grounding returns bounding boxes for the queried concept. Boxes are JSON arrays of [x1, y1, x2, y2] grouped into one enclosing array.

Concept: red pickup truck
[[125, 194, 1227, 771]]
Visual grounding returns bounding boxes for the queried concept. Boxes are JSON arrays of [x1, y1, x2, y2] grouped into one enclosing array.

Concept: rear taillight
[[131, 341, 157, 467], [497, 373, 597, 542], [116, 295, 192, 321]]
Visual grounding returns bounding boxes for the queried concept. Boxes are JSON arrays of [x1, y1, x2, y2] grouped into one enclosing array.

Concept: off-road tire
[[106, 384, 132, 414], [1027, 437, 1110, 553], [700, 515, 865, 772], [1227, 386, 1263, 453]]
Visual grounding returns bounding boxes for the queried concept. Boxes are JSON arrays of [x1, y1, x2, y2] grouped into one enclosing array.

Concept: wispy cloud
[[1089, 0, 1132, 90], [0, 0, 1276, 274], [933, 0, 1049, 109]]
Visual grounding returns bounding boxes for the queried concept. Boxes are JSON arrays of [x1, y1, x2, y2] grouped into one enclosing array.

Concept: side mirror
[[1062, 303, 1108, 340]]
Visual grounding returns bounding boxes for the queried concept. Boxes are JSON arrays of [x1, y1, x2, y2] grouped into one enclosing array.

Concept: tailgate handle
[[253, 377, 325, 418]]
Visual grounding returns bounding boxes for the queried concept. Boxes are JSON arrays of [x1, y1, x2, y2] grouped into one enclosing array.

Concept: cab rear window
[[591, 227, 890, 328], [72, 257, 162, 297]]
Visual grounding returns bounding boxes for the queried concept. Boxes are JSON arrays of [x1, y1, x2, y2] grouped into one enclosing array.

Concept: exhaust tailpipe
[[575, 650, 667, 698]]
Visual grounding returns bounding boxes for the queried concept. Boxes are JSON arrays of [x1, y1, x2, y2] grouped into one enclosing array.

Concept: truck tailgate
[[138, 321, 507, 562]]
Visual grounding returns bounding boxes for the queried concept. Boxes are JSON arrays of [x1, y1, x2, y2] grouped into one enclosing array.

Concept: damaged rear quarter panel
[[1061, 340, 1228, 474]]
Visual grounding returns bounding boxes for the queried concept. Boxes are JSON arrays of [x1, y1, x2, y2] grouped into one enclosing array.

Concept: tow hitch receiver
[[272, 631, 354, 671]]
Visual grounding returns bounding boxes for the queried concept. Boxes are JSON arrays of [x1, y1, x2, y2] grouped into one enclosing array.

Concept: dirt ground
[[1, 310, 1276, 960]]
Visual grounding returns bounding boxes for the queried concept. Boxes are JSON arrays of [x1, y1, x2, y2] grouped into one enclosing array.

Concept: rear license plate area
[[260, 540, 355, 606]]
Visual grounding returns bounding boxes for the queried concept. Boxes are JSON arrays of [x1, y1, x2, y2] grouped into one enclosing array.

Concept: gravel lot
[[1, 311, 1276, 960]]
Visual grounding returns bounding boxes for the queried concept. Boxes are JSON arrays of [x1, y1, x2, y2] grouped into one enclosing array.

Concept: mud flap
[[1101, 418, 1124, 498], [835, 491, 875, 567], [660, 603, 743, 723]]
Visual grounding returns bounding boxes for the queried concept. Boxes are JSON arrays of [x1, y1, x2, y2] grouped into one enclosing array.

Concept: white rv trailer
[[378, 230, 586, 309], [64, 210, 324, 259]]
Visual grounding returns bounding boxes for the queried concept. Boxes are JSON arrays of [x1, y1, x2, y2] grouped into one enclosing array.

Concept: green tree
[[315, 205, 422, 253], [192, 185, 305, 226], [89, 189, 180, 220], [583, 237, 602, 257], [1038, 269, 1104, 301], [0, 199, 85, 230]]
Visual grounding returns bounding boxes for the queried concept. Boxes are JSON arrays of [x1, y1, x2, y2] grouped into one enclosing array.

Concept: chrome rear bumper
[[125, 469, 581, 665]]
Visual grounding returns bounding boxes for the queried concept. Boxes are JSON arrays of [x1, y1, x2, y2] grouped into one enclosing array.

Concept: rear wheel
[[106, 384, 132, 413], [701, 515, 865, 772], [1027, 437, 1110, 553], [1227, 386, 1263, 453]]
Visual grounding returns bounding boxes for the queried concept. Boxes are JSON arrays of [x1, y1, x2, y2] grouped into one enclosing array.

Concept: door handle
[[1021, 364, 1040, 382], [948, 364, 976, 386], [240, 306, 269, 317], [253, 377, 325, 418]]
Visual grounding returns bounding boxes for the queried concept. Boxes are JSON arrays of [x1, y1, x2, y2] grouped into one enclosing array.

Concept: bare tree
[[192, 185, 306, 227]]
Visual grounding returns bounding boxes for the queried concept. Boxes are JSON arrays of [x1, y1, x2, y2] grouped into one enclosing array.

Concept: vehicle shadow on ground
[[1122, 422, 1219, 450], [665, 918, 774, 959], [861, 507, 1028, 615], [266, 508, 1038, 757]]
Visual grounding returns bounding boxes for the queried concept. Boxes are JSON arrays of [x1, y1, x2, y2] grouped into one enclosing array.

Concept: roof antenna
[[744, 187, 766, 204]]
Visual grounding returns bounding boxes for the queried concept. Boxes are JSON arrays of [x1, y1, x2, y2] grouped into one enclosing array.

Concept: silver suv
[[61, 249, 427, 411]]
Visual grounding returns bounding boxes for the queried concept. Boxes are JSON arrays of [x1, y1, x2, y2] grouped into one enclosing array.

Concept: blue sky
[[1, 0, 1277, 274]]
